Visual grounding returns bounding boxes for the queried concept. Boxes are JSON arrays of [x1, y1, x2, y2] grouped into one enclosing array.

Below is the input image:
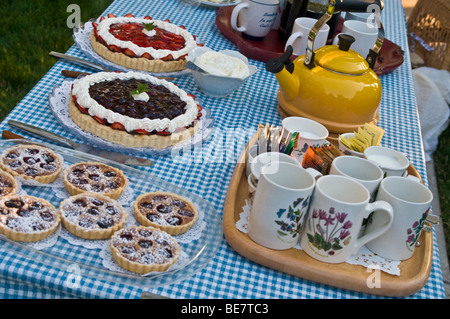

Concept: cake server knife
[[5, 121, 154, 166], [49, 51, 111, 72], [51, 52, 175, 81], [61, 69, 175, 81]]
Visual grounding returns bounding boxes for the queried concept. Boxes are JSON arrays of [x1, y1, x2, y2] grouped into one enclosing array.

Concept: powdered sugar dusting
[[136, 192, 196, 227], [0, 195, 58, 234], [60, 194, 126, 230], [1, 145, 62, 178], [64, 162, 126, 195], [111, 226, 179, 265]]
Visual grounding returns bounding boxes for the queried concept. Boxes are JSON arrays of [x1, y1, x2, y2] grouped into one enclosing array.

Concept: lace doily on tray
[[48, 79, 215, 156], [237, 199, 401, 276], [73, 20, 191, 77]]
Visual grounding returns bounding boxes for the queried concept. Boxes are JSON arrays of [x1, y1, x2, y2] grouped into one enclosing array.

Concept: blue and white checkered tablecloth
[[0, 0, 446, 299]]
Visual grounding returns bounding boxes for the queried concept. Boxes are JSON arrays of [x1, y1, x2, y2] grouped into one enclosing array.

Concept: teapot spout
[[265, 46, 299, 101]]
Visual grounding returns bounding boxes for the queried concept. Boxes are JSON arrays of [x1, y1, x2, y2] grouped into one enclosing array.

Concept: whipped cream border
[[71, 71, 199, 133], [96, 17, 197, 59]]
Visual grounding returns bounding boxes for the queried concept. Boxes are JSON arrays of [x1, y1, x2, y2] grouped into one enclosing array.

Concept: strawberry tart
[[91, 13, 199, 73]]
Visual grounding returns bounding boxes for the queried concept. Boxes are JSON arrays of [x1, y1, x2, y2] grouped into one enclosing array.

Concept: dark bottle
[[278, 0, 309, 41], [304, 0, 341, 42]]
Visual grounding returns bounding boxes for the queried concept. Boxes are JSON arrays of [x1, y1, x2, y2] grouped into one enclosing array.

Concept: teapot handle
[[304, 0, 385, 70]]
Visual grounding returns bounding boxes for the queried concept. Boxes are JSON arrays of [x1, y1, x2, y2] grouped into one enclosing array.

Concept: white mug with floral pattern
[[248, 161, 318, 250], [299, 175, 394, 263], [364, 176, 433, 260]]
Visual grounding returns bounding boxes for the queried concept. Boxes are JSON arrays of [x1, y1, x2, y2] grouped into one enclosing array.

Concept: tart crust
[[110, 225, 180, 274], [69, 94, 198, 149], [59, 193, 127, 240], [134, 191, 198, 235], [0, 195, 60, 242], [0, 169, 18, 197], [90, 32, 188, 73], [0, 145, 63, 184], [63, 161, 127, 199]]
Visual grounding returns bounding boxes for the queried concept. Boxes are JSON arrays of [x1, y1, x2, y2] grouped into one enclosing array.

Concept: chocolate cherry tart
[[110, 225, 180, 274], [0, 145, 63, 184], [70, 71, 202, 149], [0, 170, 18, 197], [0, 195, 60, 242], [134, 191, 198, 235], [59, 193, 127, 240], [91, 13, 199, 73], [63, 162, 127, 199]]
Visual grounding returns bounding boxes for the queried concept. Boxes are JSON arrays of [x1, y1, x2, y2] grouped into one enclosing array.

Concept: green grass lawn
[[1, 1, 449, 261], [434, 125, 450, 259], [0, 0, 112, 119]]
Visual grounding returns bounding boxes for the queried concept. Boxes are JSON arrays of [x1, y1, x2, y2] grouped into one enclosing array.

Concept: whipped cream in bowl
[[187, 47, 257, 97]]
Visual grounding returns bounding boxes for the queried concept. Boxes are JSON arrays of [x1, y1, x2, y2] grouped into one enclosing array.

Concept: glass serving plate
[[0, 139, 222, 288]]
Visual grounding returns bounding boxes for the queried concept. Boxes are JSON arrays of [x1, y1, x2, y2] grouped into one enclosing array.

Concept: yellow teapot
[[266, 0, 384, 134]]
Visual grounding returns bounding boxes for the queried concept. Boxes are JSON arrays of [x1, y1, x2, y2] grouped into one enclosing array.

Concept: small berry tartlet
[[63, 162, 127, 199], [0, 170, 18, 197], [59, 193, 127, 240], [0, 145, 63, 184], [0, 195, 60, 242], [110, 225, 180, 274], [134, 191, 198, 235]]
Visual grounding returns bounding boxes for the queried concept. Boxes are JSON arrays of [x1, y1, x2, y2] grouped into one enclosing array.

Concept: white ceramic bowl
[[338, 132, 364, 157], [186, 47, 257, 98]]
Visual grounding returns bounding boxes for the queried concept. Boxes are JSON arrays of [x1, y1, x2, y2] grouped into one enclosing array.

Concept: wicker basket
[[407, 0, 450, 71]]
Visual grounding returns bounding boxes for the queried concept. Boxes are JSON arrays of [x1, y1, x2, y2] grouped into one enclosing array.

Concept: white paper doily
[[48, 79, 215, 156], [73, 20, 191, 77], [237, 199, 401, 276]]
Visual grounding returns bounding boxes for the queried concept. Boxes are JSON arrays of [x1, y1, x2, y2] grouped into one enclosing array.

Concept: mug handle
[[405, 174, 421, 183], [230, 2, 249, 32], [285, 31, 304, 51], [352, 200, 393, 253], [305, 167, 322, 180]]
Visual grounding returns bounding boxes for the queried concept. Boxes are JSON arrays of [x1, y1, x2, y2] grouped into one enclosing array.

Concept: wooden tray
[[223, 135, 433, 297]]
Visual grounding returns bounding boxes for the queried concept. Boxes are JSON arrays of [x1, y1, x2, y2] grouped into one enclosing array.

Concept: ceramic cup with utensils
[[231, 0, 280, 40], [364, 176, 433, 260], [364, 146, 410, 178], [299, 175, 394, 263], [248, 161, 318, 250], [285, 17, 330, 57], [332, 19, 378, 58], [281, 116, 329, 165]]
